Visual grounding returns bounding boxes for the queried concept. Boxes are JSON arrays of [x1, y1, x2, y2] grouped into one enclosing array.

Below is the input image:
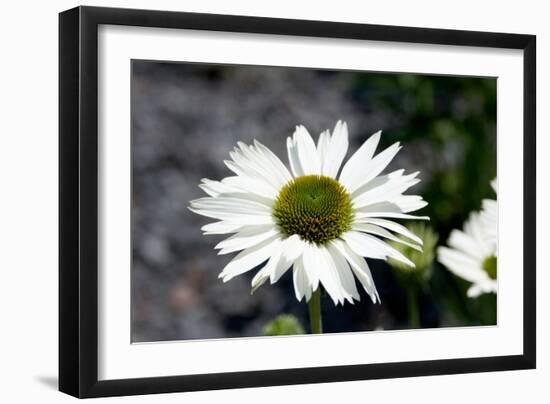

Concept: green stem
[[408, 287, 419, 328], [308, 287, 323, 334]]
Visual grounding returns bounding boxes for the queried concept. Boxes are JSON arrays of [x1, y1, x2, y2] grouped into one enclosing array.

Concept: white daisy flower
[[190, 121, 429, 305], [437, 179, 497, 298]]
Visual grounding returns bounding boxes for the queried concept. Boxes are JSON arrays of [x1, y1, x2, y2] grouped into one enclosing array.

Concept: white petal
[[327, 243, 360, 303], [190, 197, 271, 214], [354, 202, 430, 221], [437, 247, 488, 284], [270, 235, 306, 283], [357, 212, 430, 221], [331, 239, 380, 303], [201, 221, 245, 235], [467, 284, 484, 298], [390, 195, 428, 213], [230, 146, 284, 189], [311, 246, 346, 305], [215, 226, 279, 255], [222, 176, 278, 199], [199, 178, 240, 197], [292, 257, 312, 302], [287, 137, 305, 178], [219, 235, 281, 282], [352, 171, 420, 208], [251, 266, 271, 294], [339, 130, 381, 190], [250, 235, 306, 294], [359, 218, 423, 245], [352, 222, 422, 252], [316, 130, 330, 168], [224, 159, 279, 194], [253, 140, 293, 183], [189, 208, 273, 225], [480, 199, 498, 247], [215, 192, 274, 208], [467, 280, 497, 298], [189, 198, 273, 224], [342, 231, 415, 267], [302, 243, 345, 303], [293, 125, 321, 175], [464, 212, 486, 243], [322, 121, 349, 178], [350, 170, 402, 199], [235, 142, 291, 190], [447, 229, 488, 261], [351, 142, 402, 194], [251, 247, 282, 294], [341, 231, 386, 259], [298, 244, 319, 291]]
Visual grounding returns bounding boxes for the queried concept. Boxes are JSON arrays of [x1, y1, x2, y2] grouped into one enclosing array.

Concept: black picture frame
[[59, 5, 536, 398]]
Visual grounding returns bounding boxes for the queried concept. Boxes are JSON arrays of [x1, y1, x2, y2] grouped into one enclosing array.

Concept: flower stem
[[308, 287, 323, 334], [407, 287, 419, 328]]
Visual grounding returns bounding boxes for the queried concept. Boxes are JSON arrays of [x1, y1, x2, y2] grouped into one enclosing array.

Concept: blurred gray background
[[131, 60, 496, 342]]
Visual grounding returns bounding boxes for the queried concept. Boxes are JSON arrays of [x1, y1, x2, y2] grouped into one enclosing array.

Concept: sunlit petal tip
[[410, 215, 430, 220], [187, 206, 202, 215], [340, 120, 348, 130], [252, 139, 266, 150], [369, 130, 382, 142], [250, 279, 267, 295]]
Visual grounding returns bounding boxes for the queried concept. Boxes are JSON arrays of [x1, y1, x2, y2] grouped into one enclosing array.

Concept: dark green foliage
[[349, 72, 497, 327]]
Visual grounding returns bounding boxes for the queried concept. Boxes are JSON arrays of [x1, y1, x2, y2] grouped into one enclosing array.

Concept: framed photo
[[59, 6, 536, 398]]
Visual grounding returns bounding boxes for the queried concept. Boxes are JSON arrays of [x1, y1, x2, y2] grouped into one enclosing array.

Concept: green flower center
[[272, 175, 354, 245], [482, 255, 497, 280]]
